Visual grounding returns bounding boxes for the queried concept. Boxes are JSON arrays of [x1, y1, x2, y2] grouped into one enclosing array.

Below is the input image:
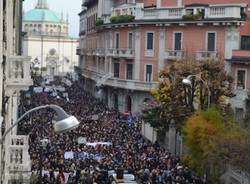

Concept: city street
[[0, 0, 250, 183], [19, 76, 204, 183]]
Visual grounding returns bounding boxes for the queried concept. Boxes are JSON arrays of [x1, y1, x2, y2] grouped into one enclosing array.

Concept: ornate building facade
[[23, 0, 79, 76], [0, 0, 33, 183], [78, 0, 250, 116], [78, 0, 250, 183]]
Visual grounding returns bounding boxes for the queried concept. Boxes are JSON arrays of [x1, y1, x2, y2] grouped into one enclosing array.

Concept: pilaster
[[6, 0, 14, 56], [224, 26, 240, 74], [0, 0, 3, 115], [134, 28, 141, 80], [158, 27, 166, 75], [108, 57, 113, 76]]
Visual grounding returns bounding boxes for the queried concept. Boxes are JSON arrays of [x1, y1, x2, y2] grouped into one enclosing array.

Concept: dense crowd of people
[[19, 75, 205, 184]]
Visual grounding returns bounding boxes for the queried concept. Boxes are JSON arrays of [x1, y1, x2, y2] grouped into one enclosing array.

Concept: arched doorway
[[113, 93, 118, 110], [126, 95, 132, 112], [48, 60, 57, 76]]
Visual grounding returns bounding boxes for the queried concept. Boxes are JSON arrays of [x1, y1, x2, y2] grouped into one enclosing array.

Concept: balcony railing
[[105, 78, 158, 91], [5, 56, 33, 90], [93, 48, 106, 56], [165, 49, 184, 60], [107, 48, 135, 58], [3, 136, 31, 182], [196, 50, 219, 61], [81, 68, 158, 91], [136, 8, 184, 20], [207, 6, 242, 19], [134, 4, 244, 21]]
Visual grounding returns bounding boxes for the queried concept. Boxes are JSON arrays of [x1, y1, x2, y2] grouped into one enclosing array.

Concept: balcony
[[81, 68, 158, 91], [136, 8, 184, 20], [105, 78, 158, 91], [3, 136, 31, 182], [196, 50, 219, 61], [93, 48, 106, 56], [135, 4, 245, 21], [165, 49, 184, 60], [5, 56, 33, 91], [112, 1, 138, 17], [107, 48, 135, 59]]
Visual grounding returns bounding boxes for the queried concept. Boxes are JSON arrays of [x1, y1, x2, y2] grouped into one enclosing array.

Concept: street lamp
[[0, 105, 80, 182], [182, 75, 210, 108]]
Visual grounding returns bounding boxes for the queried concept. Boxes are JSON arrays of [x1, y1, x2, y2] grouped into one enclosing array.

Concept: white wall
[[23, 36, 79, 74]]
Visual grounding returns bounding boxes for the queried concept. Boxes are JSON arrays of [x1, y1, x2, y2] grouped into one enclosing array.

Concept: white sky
[[23, 0, 82, 38]]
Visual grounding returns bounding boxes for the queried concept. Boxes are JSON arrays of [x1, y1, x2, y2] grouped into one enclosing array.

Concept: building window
[[114, 63, 120, 78], [115, 33, 120, 49], [145, 65, 152, 82], [241, 36, 250, 50], [126, 64, 133, 80], [146, 32, 154, 50], [174, 32, 182, 50], [207, 32, 216, 51], [128, 32, 133, 49], [237, 69, 246, 89]]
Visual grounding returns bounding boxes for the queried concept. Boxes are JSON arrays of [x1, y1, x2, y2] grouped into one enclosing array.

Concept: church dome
[[24, 8, 61, 23]]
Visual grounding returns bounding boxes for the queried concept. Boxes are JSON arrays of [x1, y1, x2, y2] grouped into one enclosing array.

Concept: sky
[[23, 0, 82, 38]]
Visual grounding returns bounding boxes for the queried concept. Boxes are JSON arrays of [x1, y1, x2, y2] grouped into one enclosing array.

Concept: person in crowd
[[18, 76, 204, 184]]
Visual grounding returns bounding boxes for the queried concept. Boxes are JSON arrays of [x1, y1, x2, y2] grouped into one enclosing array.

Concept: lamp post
[[182, 75, 210, 108], [0, 104, 80, 183]]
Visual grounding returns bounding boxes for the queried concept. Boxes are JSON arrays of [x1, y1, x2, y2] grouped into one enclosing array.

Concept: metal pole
[[0, 104, 69, 143]]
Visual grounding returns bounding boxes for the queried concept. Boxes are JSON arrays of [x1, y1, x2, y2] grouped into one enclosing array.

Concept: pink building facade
[[77, 0, 250, 115]]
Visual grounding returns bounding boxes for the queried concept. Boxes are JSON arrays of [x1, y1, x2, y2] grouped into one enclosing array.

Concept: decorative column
[[11, 93, 18, 135], [134, 28, 141, 80]]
